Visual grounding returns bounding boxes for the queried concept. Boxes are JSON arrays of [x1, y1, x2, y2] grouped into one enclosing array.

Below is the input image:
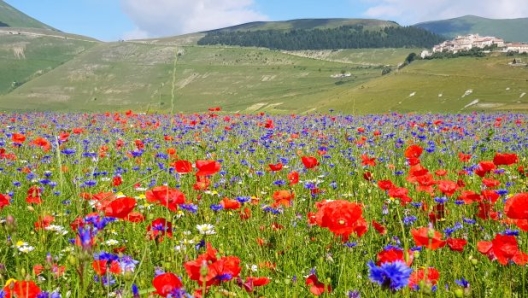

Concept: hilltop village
[[421, 34, 528, 57]]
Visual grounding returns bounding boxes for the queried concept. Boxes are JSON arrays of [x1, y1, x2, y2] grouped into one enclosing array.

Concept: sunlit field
[[1, 110, 528, 297]]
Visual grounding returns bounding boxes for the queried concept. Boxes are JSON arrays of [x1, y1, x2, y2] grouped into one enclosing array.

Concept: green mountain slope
[[0, 1, 55, 29], [414, 15, 528, 42], [0, 43, 418, 112]]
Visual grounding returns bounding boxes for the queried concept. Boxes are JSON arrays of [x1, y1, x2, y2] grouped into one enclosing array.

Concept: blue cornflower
[[368, 260, 412, 291], [273, 179, 286, 186], [502, 229, 519, 236], [236, 196, 251, 204], [434, 197, 448, 204], [455, 278, 470, 288], [348, 290, 361, 298], [210, 204, 223, 212], [132, 284, 140, 298], [403, 216, 417, 226], [180, 204, 198, 213], [119, 255, 139, 273], [463, 218, 476, 225]]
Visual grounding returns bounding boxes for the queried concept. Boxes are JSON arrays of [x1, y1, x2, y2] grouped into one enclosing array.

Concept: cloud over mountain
[[120, 0, 268, 38]]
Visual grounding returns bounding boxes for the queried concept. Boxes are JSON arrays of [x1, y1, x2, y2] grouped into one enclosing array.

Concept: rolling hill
[[0, 1, 527, 114], [0, 1, 55, 30], [414, 15, 528, 42]]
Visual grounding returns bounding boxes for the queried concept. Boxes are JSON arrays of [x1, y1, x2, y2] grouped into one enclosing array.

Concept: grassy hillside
[[0, 28, 99, 95], [414, 15, 528, 42], [316, 54, 528, 114], [0, 1, 55, 29], [0, 44, 415, 113]]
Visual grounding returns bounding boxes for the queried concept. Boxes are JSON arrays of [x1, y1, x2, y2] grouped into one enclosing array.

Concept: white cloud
[[119, 0, 268, 39], [362, 0, 528, 24]]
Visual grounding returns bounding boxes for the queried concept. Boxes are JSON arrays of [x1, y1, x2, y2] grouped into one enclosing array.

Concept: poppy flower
[[378, 180, 395, 191], [437, 180, 458, 196], [372, 220, 387, 235], [147, 218, 173, 242], [411, 227, 446, 250], [152, 272, 184, 297], [34, 214, 54, 230], [301, 156, 318, 169], [305, 274, 332, 296], [493, 152, 518, 166], [504, 193, 528, 219], [220, 197, 241, 210], [238, 276, 270, 293], [458, 152, 471, 162], [272, 190, 294, 207], [268, 162, 283, 171], [26, 185, 42, 204], [482, 178, 500, 188], [146, 186, 186, 211], [405, 144, 423, 159], [287, 171, 299, 185], [184, 244, 241, 287], [447, 238, 467, 252], [458, 190, 481, 204], [376, 247, 412, 266], [409, 267, 440, 290], [361, 154, 376, 167], [30, 137, 51, 152], [477, 234, 528, 265], [475, 161, 496, 177], [104, 197, 136, 219], [11, 133, 26, 144], [112, 176, 123, 186], [315, 200, 368, 241], [3, 280, 41, 298], [0, 193, 11, 209], [173, 160, 193, 174], [196, 160, 221, 176]]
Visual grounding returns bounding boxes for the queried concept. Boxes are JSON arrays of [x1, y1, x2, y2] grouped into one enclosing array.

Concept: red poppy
[[272, 190, 294, 207], [220, 197, 241, 210], [482, 178, 500, 188], [481, 189, 500, 203], [26, 186, 42, 204], [305, 274, 332, 296], [376, 247, 412, 266], [458, 190, 481, 204], [287, 171, 299, 185], [372, 220, 387, 235], [315, 200, 368, 241], [493, 152, 518, 166], [477, 201, 499, 220], [505, 193, 528, 219], [30, 137, 51, 152], [458, 152, 471, 162], [147, 218, 173, 242], [196, 160, 221, 176], [477, 234, 528, 265], [434, 169, 448, 176], [238, 276, 270, 293], [361, 154, 376, 166], [112, 176, 123, 186], [146, 186, 186, 211], [34, 214, 54, 230], [377, 180, 395, 191], [126, 211, 145, 223], [409, 267, 440, 290], [184, 243, 241, 287], [173, 160, 193, 173], [92, 259, 121, 276], [447, 238, 467, 252], [268, 162, 283, 171], [411, 227, 446, 250], [152, 273, 183, 297], [437, 180, 458, 196], [3, 280, 41, 298], [301, 156, 318, 169], [11, 133, 26, 144], [475, 161, 496, 177], [104, 197, 136, 219], [0, 193, 10, 209], [405, 144, 423, 159]]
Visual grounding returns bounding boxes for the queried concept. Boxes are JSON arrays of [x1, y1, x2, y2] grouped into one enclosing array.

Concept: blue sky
[[5, 0, 528, 41]]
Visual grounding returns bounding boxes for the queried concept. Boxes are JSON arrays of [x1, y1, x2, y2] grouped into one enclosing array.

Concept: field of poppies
[[0, 110, 528, 297]]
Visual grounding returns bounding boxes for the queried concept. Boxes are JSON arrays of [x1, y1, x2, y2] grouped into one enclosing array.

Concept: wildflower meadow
[[1, 110, 528, 297]]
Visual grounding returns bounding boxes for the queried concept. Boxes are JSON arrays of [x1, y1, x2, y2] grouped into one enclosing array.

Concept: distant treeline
[[0, 21, 8, 27], [197, 25, 445, 50]]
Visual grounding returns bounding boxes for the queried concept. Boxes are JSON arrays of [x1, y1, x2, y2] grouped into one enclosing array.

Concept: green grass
[[0, 32, 99, 95], [317, 55, 528, 114]]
